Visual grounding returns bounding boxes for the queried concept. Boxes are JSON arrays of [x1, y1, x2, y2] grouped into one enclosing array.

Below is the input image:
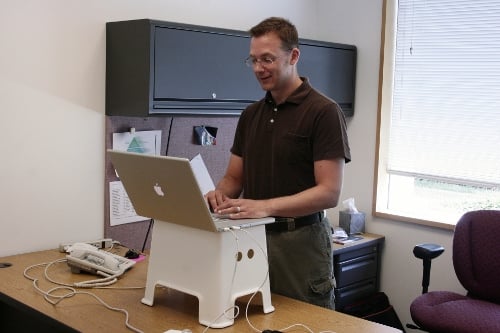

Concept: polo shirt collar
[[264, 77, 312, 106]]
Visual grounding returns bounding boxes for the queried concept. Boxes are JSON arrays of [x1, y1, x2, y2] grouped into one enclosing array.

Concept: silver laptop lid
[[108, 150, 219, 232], [108, 150, 274, 232]]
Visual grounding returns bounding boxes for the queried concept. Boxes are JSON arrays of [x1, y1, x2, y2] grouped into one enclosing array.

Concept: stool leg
[[260, 277, 276, 314]]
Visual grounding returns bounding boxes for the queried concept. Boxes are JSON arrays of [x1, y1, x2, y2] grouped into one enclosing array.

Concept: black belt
[[266, 211, 325, 232]]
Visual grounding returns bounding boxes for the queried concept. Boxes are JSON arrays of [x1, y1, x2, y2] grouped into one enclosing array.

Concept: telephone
[[66, 242, 135, 277]]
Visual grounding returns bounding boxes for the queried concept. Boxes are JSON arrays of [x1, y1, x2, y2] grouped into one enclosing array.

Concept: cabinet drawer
[[335, 252, 378, 288], [334, 278, 377, 310], [335, 244, 378, 262]]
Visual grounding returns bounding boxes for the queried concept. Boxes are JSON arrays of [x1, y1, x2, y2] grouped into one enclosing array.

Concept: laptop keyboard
[[211, 213, 231, 221]]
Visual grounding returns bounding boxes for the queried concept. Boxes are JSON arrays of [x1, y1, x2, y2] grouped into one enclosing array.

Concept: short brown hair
[[249, 17, 299, 51]]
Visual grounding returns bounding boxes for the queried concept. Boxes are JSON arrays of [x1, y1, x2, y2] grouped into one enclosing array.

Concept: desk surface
[[332, 232, 385, 254], [0, 248, 399, 333]]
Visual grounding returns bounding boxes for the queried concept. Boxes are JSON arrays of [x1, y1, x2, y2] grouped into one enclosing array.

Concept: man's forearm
[[216, 176, 243, 199]]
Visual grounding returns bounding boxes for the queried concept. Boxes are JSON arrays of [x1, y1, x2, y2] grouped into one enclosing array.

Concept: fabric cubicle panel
[[104, 115, 238, 250]]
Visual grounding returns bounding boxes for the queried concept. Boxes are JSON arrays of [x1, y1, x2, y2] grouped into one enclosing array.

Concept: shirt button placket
[[270, 107, 278, 123]]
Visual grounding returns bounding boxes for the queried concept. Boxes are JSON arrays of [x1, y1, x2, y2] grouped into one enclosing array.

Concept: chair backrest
[[453, 210, 500, 303]]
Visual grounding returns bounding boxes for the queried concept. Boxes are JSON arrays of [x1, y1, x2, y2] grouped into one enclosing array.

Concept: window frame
[[373, 0, 474, 230]]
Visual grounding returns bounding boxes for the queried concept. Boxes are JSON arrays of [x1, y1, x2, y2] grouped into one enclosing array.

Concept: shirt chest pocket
[[276, 133, 312, 164]]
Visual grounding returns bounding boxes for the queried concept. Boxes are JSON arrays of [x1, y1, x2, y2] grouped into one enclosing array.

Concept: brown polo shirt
[[231, 78, 351, 200]]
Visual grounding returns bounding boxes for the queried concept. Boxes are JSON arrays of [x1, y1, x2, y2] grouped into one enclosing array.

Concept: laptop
[[107, 150, 274, 232]]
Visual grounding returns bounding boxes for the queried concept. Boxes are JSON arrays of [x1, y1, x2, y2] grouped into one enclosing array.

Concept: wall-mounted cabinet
[[106, 19, 356, 117]]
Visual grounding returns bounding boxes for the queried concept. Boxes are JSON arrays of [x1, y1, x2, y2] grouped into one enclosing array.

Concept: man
[[205, 17, 350, 309]]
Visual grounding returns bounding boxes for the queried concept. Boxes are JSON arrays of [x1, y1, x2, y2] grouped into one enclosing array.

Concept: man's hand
[[204, 189, 228, 213], [212, 198, 271, 219]]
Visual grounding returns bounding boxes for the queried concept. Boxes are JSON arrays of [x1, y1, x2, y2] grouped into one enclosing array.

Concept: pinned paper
[[112, 130, 161, 155], [109, 129, 162, 226]]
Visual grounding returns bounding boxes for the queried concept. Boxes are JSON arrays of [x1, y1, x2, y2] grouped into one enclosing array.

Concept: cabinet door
[[298, 43, 356, 111], [153, 26, 263, 102]]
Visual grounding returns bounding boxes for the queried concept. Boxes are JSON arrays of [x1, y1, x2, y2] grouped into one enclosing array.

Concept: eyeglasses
[[244, 56, 279, 68]]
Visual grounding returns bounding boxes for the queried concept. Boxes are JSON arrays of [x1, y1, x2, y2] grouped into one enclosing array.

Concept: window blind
[[388, 0, 500, 186]]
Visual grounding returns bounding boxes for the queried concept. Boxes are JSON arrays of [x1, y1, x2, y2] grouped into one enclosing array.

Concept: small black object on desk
[[125, 249, 140, 259]]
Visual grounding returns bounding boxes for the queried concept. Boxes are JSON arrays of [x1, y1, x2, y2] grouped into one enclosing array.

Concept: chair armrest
[[413, 243, 445, 294], [413, 243, 445, 260]]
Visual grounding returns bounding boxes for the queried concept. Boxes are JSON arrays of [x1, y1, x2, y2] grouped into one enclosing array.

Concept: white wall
[[0, 0, 317, 256], [0, 0, 464, 329]]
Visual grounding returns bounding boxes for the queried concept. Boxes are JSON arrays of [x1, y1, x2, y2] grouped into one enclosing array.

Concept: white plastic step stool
[[141, 220, 275, 328]]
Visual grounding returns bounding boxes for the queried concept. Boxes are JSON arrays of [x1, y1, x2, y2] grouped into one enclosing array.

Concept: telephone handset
[[66, 243, 135, 277]]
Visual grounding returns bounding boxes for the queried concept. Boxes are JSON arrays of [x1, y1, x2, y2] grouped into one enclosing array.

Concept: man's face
[[248, 32, 293, 93]]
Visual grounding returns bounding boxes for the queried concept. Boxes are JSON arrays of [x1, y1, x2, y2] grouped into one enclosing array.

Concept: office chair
[[408, 210, 500, 333]]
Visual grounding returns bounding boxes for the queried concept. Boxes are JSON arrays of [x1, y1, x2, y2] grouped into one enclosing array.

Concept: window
[[375, 0, 500, 229]]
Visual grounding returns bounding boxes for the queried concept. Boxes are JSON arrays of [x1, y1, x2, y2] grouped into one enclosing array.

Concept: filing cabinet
[[332, 233, 385, 310]]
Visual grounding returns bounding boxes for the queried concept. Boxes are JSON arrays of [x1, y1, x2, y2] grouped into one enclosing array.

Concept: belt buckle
[[284, 218, 295, 231]]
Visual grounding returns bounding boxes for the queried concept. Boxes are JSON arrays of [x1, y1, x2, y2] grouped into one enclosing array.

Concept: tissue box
[[339, 211, 365, 235]]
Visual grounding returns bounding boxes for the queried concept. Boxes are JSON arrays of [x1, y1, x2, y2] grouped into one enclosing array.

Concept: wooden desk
[[0, 249, 400, 333]]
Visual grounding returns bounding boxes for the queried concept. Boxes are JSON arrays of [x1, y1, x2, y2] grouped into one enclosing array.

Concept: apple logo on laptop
[[153, 182, 165, 196]]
